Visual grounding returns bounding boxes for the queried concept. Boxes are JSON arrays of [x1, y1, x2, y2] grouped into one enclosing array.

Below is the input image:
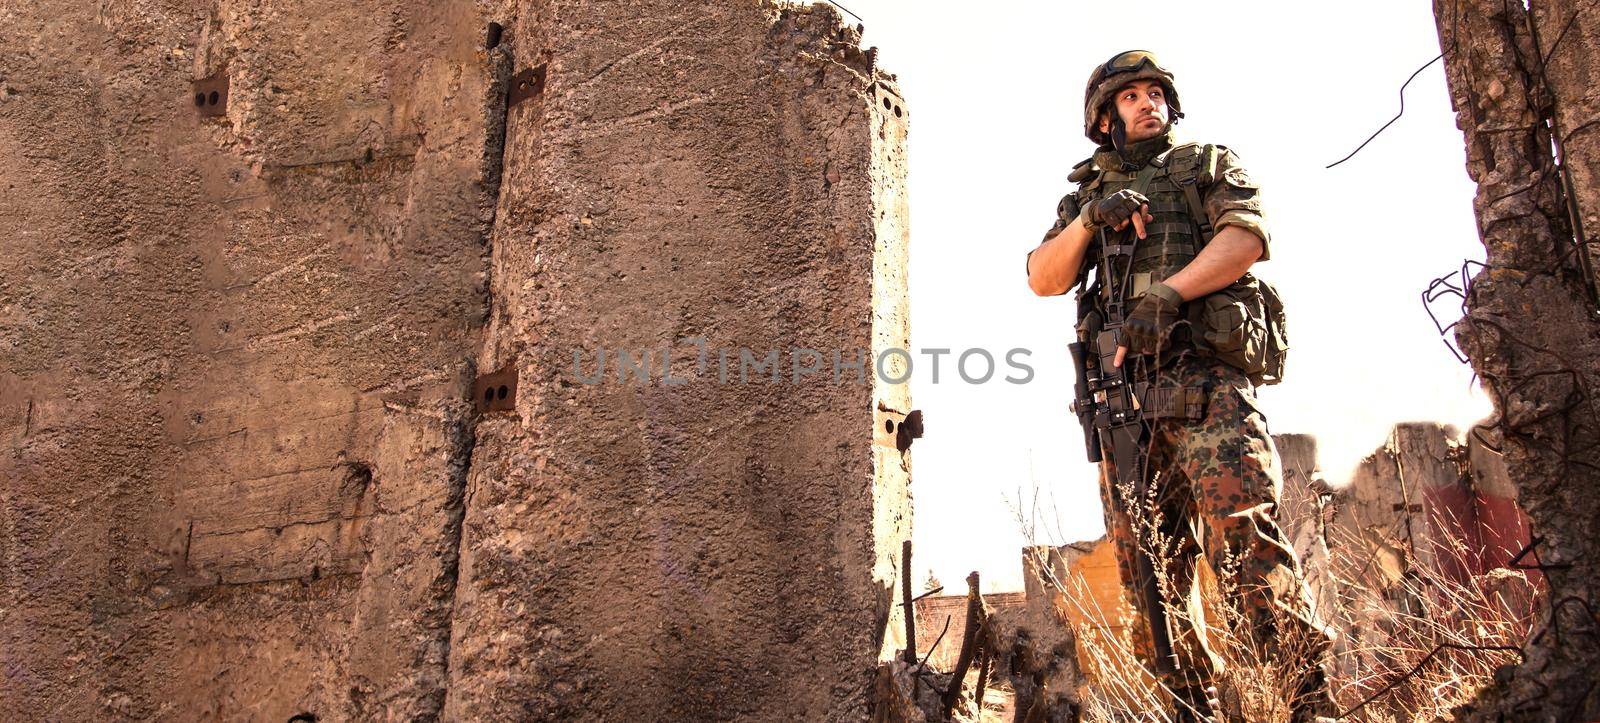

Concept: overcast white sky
[[836, 0, 1493, 591]]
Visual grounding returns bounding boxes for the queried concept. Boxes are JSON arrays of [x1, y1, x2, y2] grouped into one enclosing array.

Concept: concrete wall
[[445, 2, 911, 720], [1, 2, 496, 718], [0, 1, 910, 720], [1022, 540, 1153, 706], [1329, 422, 1531, 586], [1432, 1, 1600, 713], [1276, 433, 1340, 631], [912, 591, 1026, 671], [1314, 422, 1536, 685]]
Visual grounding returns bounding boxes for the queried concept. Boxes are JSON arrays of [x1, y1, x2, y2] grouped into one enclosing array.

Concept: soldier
[[1026, 50, 1334, 720]]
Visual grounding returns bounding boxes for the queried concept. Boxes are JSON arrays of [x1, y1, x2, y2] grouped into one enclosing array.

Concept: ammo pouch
[[1191, 274, 1289, 386], [1134, 382, 1208, 421]]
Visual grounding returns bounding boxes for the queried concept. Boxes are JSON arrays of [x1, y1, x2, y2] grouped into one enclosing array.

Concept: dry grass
[[1014, 480, 1542, 722], [1318, 520, 1541, 721]]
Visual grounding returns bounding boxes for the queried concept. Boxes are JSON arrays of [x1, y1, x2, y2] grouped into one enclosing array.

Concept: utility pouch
[[1136, 383, 1208, 421], [1256, 278, 1289, 386], [1195, 277, 1271, 383]]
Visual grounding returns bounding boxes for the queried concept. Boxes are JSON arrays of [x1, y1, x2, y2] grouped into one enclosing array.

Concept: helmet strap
[[1110, 115, 1128, 159]]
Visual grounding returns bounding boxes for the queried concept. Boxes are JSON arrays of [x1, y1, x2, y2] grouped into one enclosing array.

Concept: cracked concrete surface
[[0, 1, 910, 720]]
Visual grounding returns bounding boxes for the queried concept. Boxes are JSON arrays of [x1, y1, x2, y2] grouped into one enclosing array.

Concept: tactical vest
[[1076, 142, 1212, 301], [1070, 142, 1289, 387]]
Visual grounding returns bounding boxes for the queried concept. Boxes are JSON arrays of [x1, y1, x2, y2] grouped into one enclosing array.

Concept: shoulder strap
[[1175, 143, 1218, 243], [1131, 161, 1163, 196]]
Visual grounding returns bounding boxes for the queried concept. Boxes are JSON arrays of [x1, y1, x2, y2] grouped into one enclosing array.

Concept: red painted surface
[[1423, 484, 1540, 586]]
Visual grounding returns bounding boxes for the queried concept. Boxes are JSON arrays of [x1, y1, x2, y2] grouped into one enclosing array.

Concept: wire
[[1539, 6, 1582, 67], [821, 0, 863, 23], [1325, 54, 1444, 169], [1421, 260, 1484, 364]]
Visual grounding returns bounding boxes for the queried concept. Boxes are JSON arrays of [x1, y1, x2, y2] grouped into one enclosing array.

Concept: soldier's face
[[1098, 80, 1169, 143]]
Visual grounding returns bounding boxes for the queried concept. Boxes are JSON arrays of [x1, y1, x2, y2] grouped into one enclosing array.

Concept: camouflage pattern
[[1038, 53, 1319, 716], [1083, 140, 1271, 273], [1097, 354, 1330, 694], [1200, 154, 1270, 258], [1029, 135, 1273, 312], [1039, 140, 1269, 256]]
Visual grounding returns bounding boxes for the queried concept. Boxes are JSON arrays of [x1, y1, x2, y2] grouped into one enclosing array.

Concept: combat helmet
[[1082, 50, 1184, 145]]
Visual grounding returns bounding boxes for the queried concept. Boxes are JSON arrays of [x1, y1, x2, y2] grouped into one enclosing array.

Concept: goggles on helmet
[[1100, 50, 1165, 81], [1083, 50, 1181, 143]]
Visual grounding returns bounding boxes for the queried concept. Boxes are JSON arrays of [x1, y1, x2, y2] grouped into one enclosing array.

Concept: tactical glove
[[1123, 282, 1184, 354], [1079, 189, 1149, 231]]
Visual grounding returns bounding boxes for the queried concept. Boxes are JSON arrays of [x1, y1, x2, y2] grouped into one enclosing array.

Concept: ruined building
[[1278, 425, 1537, 690], [1, 2, 914, 719]]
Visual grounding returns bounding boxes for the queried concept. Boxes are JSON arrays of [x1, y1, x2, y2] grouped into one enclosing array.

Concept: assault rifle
[[1067, 226, 1179, 676]]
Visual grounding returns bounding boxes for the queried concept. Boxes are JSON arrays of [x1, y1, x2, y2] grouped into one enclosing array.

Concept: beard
[[1123, 115, 1168, 142]]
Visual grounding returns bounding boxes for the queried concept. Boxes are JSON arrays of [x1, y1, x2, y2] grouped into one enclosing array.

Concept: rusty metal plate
[[871, 81, 906, 122], [193, 69, 228, 117], [473, 365, 518, 413], [874, 407, 907, 451], [507, 65, 546, 108]]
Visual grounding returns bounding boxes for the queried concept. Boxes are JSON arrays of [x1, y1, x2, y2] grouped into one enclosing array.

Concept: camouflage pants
[[1097, 356, 1329, 695]]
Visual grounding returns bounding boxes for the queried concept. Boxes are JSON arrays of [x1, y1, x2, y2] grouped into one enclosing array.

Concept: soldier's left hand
[[1115, 282, 1184, 367]]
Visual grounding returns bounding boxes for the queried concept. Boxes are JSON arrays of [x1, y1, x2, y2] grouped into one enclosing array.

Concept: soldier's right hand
[[1079, 190, 1154, 238]]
